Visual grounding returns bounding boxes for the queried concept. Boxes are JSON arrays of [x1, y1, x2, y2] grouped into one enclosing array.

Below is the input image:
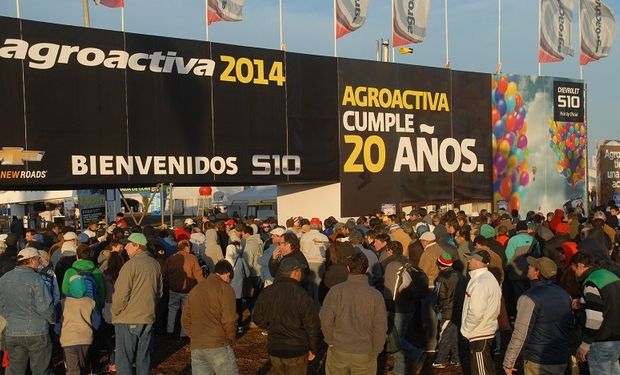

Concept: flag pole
[[497, 0, 502, 72], [279, 0, 284, 50], [15, 0, 20, 18], [333, 0, 337, 57], [444, 0, 450, 67], [391, 0, 395, 63], [537, 0, 541, 76], [121, 6, 125, 32], [205, 0, 209, 41], [82, 0, 91, 27], [578, 0, 583, 80]]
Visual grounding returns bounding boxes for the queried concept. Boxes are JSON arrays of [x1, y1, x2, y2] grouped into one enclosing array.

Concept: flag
[[580, 0, 616, 65], [335, 0, 369, 39], [94, 0, 124, 8], [539, 0, 575, 63], [393, 0, 432, 47], [208, 0, 245, 25]]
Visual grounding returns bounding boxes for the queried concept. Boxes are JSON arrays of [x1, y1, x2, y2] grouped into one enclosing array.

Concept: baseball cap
[[348, 230, 363, 241], [225, 219, 235, 226], [419, 231, 436, 241], [127, 232, 147, 246], [480, 224, 496, 239], [409, 209, 419, 217], [270, 227, 286, 236], [437, 252, 453, 267], [310, 217, 321, 226], [63, 231, 78, 241], [184, 218, 195, 226], [464, 249, 491, 264], [279, 257, 307, 273], [527, 256, 557, 279], [17, 247, 40, 261]]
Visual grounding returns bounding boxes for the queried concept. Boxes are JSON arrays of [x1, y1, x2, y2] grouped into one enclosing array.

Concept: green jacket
[[61, 259, 105, 308]]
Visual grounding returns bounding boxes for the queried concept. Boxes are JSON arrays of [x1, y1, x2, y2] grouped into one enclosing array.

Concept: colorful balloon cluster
[[548, 119, 587, 187], [492, 74, 530, 212]]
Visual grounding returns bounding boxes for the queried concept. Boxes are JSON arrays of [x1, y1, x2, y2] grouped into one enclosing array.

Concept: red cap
[[225, 219, 235, 226], [310, 217, 321, 226], [555, 222, 570, 235]]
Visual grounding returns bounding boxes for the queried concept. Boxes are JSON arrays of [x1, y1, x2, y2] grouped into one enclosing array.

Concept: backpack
[[393, 262, 428, 301], [72, 268, 102, 330]]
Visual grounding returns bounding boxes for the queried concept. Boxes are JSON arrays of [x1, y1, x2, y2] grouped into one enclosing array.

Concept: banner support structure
[[497, 0, 502, 72], [121, 6, 125, 32], [205, 0, 209, 41], [279, 0, 284, 50], [537, 0, 541, 76], [82, 0, 91, 28], [15, 0, 20, 18], [444, 0, 450, 68], [333, 0, 337, 57]]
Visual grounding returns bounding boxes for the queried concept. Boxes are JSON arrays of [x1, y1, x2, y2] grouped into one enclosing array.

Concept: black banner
[[0, 16, 339, 188], [338, 60, 492, 216]]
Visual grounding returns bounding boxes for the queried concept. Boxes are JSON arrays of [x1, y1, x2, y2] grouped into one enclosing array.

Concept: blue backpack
[[72, 268, 102, 330]]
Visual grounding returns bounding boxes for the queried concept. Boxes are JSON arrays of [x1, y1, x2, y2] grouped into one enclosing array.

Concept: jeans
[[392, 312, 424, 375], [6, 334, 51, 375], [191, 345, 239, 375], [436, 320, 459, 364], [307, 262, 325, 308], [64, 345, 90, 375], [168, 291, 188, 336], [588, 340, 620, 375], [115, 323, 154, 375], [421, 290, 438, 351]]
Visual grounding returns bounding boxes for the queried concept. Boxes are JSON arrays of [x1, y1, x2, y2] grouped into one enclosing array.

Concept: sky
[[1, 0, 618, 160]]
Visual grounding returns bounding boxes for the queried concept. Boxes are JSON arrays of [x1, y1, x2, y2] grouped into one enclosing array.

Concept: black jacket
[[435, 267, 466, 322], [253, 277, 321, 358], [0, 246, 18, 278]]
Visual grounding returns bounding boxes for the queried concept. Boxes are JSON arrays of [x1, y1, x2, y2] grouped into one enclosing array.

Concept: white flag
[[580, 0, 616, 65], [393, 0, 432, 47], [335, 0, 370, 39], [539, 0, 575, 63]]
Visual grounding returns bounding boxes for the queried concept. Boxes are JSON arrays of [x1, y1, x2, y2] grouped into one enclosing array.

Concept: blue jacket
[[0, 266, 56, 337], [258, 244, 276, 283], [503, 280, 572, 367]]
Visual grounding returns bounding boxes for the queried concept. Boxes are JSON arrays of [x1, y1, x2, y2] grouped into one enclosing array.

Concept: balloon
[[198, 186, 212, 196], [498, 139, 511, 158], [494, 153, 507, 175], [494, 119, 506, 139], [495, 88, 504, 104], [505, 95, 516, 114], [515, 94, 523, 110], [493, 165, 498, 184], [520, 171, 529, 186], [492, 108, 500, 125], [518, 121, 528, 136], [498, 76, 508, 94], [497, 99, 507, 116], [514, 149, 524, 164], [505, 82, 517, 97], [500, 176, 513, 198], [517, 135, 528, 149], [506, 114, 516, 132], [509, 193, 521, 211], [507, 155, 518, 169], [504, 132, 515, 149]]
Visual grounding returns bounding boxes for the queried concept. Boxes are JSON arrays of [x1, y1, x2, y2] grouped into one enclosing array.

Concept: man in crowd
[[418, 231, 444, 352], [0, 247, 56, 374], [112, 233, 163, 375], [320, 253, 387, 375], [503, 257, 572, 374], [164, 239, 204, 338], [300, 217, 328, 306], [461, 249, 501, 375], [182, 260, 239, 374], [253, 257, 320, 375], [571, 252, 620, 374], [269, 232, 308, 279]]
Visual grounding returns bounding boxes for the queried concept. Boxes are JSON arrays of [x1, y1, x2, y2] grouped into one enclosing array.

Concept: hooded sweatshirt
[[203, 229, 223, 274], [61, 259, 106, 308]]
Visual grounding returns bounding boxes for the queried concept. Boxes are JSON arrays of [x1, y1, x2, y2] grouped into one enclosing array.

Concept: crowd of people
[[0, 203, 618, 375]]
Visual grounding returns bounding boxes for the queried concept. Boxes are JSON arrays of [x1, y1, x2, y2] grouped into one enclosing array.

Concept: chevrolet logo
[[0, 147, 45, 165]]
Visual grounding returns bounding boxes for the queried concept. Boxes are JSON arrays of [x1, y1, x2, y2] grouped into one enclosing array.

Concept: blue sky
[[1, 0, 618, 159]]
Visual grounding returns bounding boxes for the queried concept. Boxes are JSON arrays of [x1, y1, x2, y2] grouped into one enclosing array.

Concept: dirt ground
[[148, 327, 465, 375]]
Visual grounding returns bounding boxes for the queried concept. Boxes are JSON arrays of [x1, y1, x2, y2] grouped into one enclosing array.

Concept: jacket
[[389, 227, 411, 258], [0, 246, 18, 278], [61, 259, 106, 308], [60, 296, 96, 347], [225, 244, 250, 299], [320, 274, 387, 354], [253, 277, 321, 358], [503, 280, 572, 367], [203, 229, 223, 273], [242, 234, 263, 277], [181, 274, 237, 349], [268, 250, 309, 279], [300, 229, 328, 264], [164, 250, 204, 294], [418, 242, 444, 287], [460, 267, 501, 342], [579, 267, 620, 349], [112, 250, 163, 324], [435, 267, 466, 322], [381, 254, 416, 313], [0, 266, 56, 336]]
